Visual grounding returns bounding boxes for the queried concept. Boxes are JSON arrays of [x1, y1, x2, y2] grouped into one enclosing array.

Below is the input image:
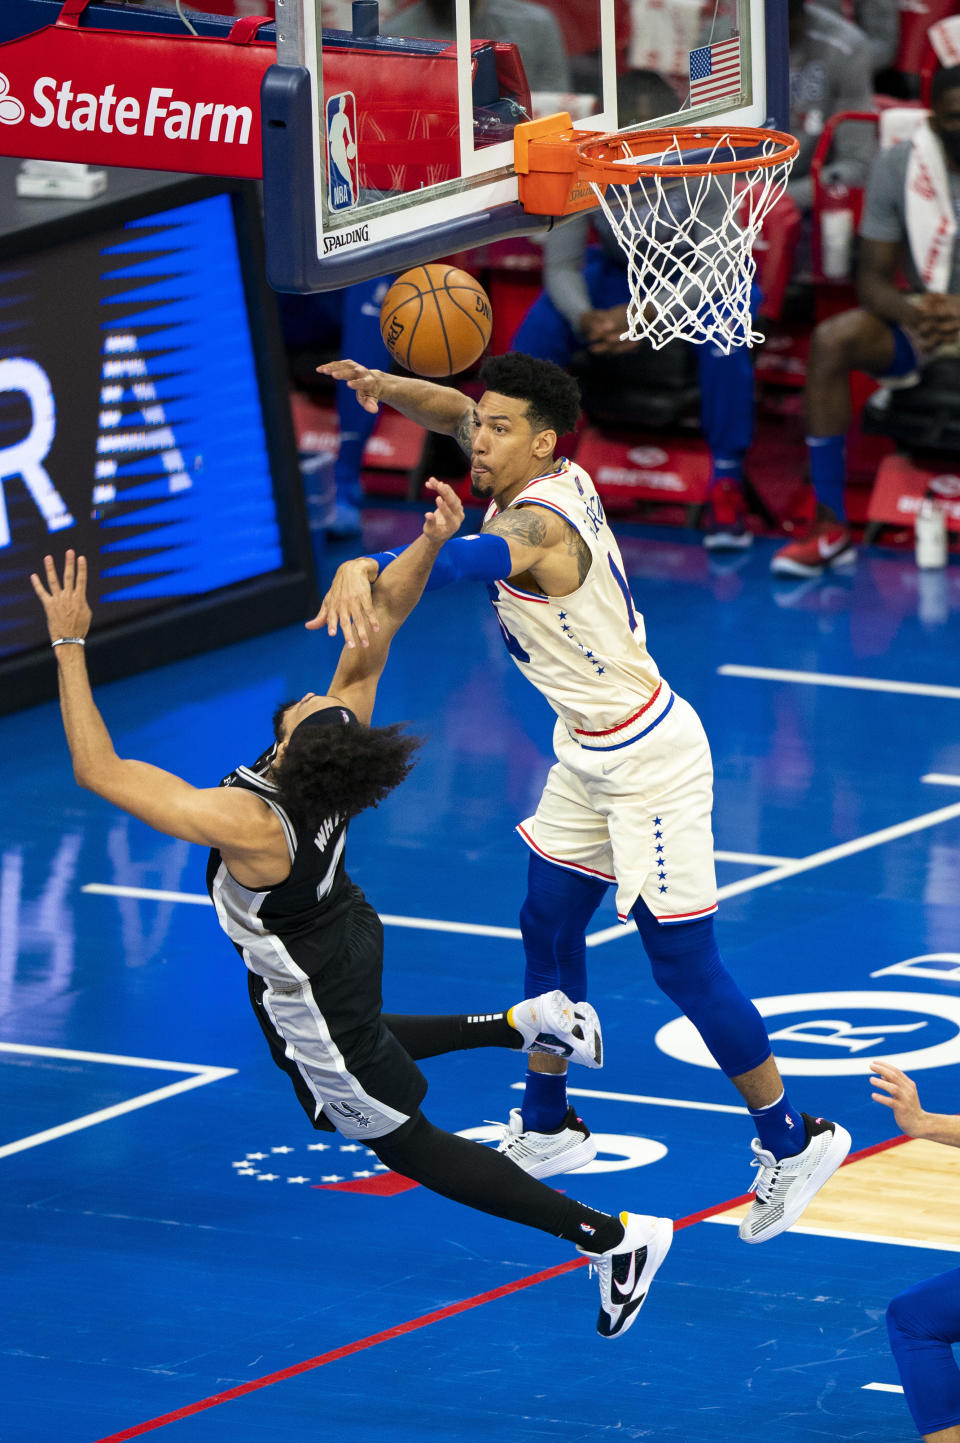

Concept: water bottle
[[915, 492, 948, 570], [819, 185, 855, 280]]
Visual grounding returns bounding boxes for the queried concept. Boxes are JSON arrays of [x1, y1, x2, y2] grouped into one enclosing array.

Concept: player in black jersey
[[31, 485, 672, 1341]]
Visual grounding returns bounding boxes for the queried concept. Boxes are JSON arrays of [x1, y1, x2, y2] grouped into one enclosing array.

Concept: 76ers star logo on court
[[231, 1141, 418, 1194]]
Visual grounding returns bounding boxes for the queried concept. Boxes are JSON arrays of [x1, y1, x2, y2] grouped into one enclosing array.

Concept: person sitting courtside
[[771, 65, 960, 578]]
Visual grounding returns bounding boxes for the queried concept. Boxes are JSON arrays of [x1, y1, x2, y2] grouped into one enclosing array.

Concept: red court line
[[92, 1131, 910, 1442]]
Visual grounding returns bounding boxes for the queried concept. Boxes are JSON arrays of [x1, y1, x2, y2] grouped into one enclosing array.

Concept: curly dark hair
[[479, 352, 581, 438], [270, 714, 423, 830]]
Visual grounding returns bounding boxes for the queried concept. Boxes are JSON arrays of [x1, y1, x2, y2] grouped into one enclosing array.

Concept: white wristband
[[51, 637, 86, 648]]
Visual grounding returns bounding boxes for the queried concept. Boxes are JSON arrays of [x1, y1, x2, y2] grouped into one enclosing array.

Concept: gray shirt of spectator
[[814, 0, 899, 72], [788, 2, 875, 211], [382, 0, 570, 93], [859, 140, 960, 296]]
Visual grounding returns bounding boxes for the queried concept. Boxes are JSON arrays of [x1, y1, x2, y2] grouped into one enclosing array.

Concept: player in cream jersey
[[482, 457, 671, 740], [314, 352, 850, 1243]]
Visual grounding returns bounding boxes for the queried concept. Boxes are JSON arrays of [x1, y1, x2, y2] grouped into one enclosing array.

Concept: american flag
[[689, 35, 742, 108]]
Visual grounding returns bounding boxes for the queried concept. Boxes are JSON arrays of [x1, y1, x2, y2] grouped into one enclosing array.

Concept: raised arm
[[30, 552, 270, 852], [31, 491, 462, 848], [316, 358, 475, 449], [870, 1060, 960, 1148], [325, 480, 464, 723]]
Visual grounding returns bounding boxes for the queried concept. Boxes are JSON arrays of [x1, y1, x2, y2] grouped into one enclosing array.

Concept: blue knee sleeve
[[631, 898, 771, 1077], [519, 852, 608, 1003], [887, 1268, 960, 1435]]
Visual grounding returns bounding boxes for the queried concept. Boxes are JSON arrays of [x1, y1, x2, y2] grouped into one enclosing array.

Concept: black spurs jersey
[[206, 717, 360, 983]]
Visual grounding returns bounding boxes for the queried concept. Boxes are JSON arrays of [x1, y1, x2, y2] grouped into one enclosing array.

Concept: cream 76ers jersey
[[484, 459, 671, 738]]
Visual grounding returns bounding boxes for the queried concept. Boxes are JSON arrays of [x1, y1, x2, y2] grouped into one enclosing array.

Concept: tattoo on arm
[[564, 524, 593, 585], [487, 509, 549, 548], [454, 409, 478, 457]]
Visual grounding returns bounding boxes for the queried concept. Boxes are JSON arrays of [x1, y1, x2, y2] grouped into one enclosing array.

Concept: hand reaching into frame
[[869, 1059, 928, 1138], [315, 358, 387, 415], [306, 479, 464, 647], [29, 551, 92, 644], [421, 476, 464, 544]]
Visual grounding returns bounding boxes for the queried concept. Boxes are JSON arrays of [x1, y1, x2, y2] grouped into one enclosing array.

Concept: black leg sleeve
[[371, 1112, 621, 1251], [382, 1012, 521, 1060]]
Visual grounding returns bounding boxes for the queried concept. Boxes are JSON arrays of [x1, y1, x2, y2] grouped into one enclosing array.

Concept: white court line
[[923, 773, 960, 787], [714, 849, 795, 866], [83, 883, 211, 906], [0, 1042, 235, 1160], [863, 1384, 904, 1395], [81, 885, 525, 939], [586, 799, 960, 945], [380, 915, 520, 939], [510, 1081, 749, 1115], [706, 1214, 960, 1253], [719, 663, 960, 700], [84, 863, 801, 939], [83, 800, 960, 953]]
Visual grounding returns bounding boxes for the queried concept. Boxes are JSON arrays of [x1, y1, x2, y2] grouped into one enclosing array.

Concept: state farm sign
[[0, 3, 273, 178], [27, 77, 253, 146]]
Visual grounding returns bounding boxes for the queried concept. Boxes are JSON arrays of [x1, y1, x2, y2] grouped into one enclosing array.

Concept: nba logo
[[326, 92, 359, 212]]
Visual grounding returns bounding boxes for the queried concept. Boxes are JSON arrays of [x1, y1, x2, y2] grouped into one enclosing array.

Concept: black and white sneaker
[[496, 1106, 597, 1179], [738, 1113, 851, 1244], [580, 1212, 673, 1339], [507, 989, 603, 1068]]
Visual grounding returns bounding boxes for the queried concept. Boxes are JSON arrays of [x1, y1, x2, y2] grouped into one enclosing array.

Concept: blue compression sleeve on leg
[[888, 1269, 960, 1434], [519, 852, 608, 1133], [631, 899, 808, 1155], [520, 851, 608, 1003], [631, 899, 772, 1078], [366, 533, 513, 589]]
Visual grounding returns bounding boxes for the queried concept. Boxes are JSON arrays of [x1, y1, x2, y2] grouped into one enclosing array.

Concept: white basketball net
[[586, 130, 796, 354]]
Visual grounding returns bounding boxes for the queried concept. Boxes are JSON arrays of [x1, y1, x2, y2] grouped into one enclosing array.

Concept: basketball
[[379, 264, 493, 378]]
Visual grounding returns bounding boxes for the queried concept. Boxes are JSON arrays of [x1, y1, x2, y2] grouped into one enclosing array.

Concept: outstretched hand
[[869, 1059, 927, 1138], [306, 478, 464, 647], [422, 477, 464, 544], [29, 551, 92, 643], [315, 358, 386, 415]]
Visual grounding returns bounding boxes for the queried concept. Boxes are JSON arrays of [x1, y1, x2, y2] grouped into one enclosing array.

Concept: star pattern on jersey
[[552, 611, 605, 678], [653, 816, 668, 897]]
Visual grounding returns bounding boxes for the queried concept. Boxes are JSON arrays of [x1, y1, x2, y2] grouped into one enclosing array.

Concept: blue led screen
[[0, 191, 285, 658]]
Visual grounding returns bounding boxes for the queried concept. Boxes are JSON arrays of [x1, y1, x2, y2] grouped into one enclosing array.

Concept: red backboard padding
[[323, 47, 462, 190]]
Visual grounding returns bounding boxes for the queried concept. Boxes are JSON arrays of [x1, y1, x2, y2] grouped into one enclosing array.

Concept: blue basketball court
[[3, 514, 959, 1442]]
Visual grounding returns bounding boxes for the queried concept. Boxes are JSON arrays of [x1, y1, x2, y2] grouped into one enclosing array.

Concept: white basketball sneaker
[[496, 1106, 597, 1179], [507, 989, 603, 1069], [738, 1114, 852, 1244], [580, 1212, 674, 1339]]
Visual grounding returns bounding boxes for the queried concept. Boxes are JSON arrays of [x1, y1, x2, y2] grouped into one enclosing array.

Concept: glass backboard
[[262, 0, 789, 291]]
